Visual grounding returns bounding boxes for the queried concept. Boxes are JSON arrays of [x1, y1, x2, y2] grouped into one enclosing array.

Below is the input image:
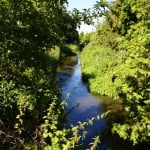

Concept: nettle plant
[[41, 98, 109, 150]]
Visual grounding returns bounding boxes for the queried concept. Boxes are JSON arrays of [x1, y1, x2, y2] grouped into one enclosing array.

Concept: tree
[[0, 0, 79, 148]]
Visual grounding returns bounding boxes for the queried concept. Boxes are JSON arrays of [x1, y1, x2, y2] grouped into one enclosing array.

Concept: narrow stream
[[58, 56, 150, 150], [58, 56, 109, 149]]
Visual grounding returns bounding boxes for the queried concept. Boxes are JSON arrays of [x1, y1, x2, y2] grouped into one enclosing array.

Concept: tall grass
[[81, 43, 118, 98]]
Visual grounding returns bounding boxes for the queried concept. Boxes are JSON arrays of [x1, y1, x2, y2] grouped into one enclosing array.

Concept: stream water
[[58, 56, 110, 149], [57, 56, 149, 150]]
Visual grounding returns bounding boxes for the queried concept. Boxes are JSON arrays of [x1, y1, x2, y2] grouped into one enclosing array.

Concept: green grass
[[81, 43, 118, 98]]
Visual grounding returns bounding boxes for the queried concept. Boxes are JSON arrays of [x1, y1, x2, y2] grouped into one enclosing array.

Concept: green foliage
[[0, 47, 61, 149], [60, 44, 79, 58], [42, 109, 108, 150], [79, 32, 91, 50], [111, 20, 150, 144], [81, 42, 118, 97], [96, 20, 121, 49], [70, 0, 109, 26], [1, 0, 149, 148], [0, 0, 79, 149], [80, 0, 150, 145], [0, 0, 107, 149], [90, 136, 101, 150]]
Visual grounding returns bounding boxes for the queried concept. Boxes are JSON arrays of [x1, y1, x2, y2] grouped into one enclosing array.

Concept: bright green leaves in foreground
[[81, 0, 150, 145], [0, 0, 105, 149], [0, 0, 79, 149]]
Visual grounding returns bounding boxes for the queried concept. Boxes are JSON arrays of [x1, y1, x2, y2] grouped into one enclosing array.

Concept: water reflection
[[58, 56, 150, 150], [58, 56, 108, 149]]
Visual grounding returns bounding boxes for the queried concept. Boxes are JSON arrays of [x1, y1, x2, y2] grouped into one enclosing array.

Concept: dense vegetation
[[0, 0, 82, 149], [81, 0, 150, 145], [0, 0, 109, 149], [1, 0, 149, 149]]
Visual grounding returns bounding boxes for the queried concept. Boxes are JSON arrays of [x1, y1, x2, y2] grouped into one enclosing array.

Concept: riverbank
[[57, 56, 109, 149], [79, 1, 150, 143], [57, 55, 150, 150]]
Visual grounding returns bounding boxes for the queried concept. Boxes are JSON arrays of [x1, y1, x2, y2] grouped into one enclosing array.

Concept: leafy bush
[[80, 0, 150, 145], [81, 42, 118, 98]]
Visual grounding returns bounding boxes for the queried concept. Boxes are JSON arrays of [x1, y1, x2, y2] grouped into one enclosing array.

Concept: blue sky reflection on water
[[58, 57, 108, 149]]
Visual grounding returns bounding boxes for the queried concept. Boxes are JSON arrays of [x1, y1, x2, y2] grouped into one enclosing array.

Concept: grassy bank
[[80, 0, 150, 145], [81, 43, 119, 98]]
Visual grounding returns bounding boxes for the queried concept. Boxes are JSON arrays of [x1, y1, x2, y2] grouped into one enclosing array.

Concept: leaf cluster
[[80, 0, 150, 145]]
